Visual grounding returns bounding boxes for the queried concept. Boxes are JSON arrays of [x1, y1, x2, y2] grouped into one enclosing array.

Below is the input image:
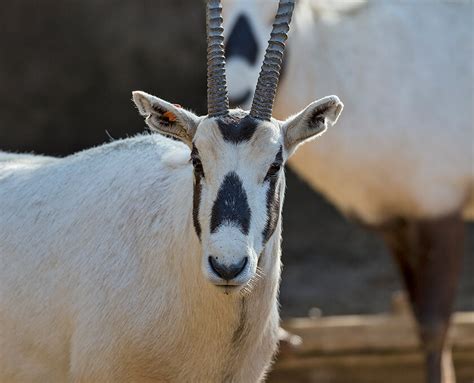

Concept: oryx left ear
[[132, 91, 201, 148], [282, 96, 343, 155]]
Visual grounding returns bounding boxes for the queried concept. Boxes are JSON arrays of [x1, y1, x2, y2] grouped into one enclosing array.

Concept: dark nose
[[209, 256, 248, 281], [225, 14, 259, 65]]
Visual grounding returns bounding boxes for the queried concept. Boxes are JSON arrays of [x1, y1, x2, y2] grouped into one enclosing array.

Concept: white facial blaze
[[191, 116, 284, 289]]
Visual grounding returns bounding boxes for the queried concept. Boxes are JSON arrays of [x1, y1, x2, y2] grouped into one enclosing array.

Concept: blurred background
[[0, 0, 472, 320]]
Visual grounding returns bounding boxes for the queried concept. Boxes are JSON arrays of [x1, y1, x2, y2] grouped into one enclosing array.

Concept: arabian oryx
[[0, 0, 344, 381], [222, 1, 473, 382]]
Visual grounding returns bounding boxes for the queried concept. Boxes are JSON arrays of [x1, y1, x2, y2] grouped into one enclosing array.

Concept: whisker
[[239, 265, 267, 297]]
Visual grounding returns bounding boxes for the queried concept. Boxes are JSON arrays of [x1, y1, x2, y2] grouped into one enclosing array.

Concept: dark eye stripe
[[264, 146, 283, 181], [262, 146, 283, 243], [210, 172, 251, 235], [192, 144, 202, 239], [262, 177, 281, 243], [274, 146, 283, 164]]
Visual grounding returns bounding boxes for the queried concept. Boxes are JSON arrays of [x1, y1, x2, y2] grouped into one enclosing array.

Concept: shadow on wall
[[0, 0, 207, 156]]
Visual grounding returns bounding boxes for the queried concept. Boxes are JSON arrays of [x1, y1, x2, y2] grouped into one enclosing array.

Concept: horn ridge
[[206, 0, 229, 117], [250, 0, 295, 121]]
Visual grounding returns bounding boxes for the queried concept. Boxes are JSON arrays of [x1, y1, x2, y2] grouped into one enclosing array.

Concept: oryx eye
[[265, 162, 281, 181], [191, 156, 205, 178]]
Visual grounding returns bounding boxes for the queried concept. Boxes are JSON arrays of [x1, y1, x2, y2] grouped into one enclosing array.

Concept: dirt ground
[[280, 170, 474, 318]]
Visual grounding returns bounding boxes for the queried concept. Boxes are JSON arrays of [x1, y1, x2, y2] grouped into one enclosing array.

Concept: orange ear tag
[[163, 111, 177, 122]]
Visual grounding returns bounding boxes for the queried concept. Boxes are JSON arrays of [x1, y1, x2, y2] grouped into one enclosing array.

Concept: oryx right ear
[[132, 91, 201, 148], [282, 96, 343, 156]]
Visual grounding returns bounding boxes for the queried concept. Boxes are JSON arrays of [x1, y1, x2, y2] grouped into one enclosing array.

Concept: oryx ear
[[132, 91, 201, 147], [282, 96, 343, 155]]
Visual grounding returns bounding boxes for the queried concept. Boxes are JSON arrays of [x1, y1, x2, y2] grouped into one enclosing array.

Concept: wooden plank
[[451, 312, 474, 349], [270, 310, 474, 383], [270, 352, 424, 383], [280, 312, 474, 355], [268, 350, 474, 383]]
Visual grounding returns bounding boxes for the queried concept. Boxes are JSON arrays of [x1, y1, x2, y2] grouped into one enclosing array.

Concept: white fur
[[223, 0, 473, 224]]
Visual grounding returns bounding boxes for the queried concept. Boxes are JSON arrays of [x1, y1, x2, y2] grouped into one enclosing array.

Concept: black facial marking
[[264, 146, 283, 182], [210, 172, 251, 235], [192, 145, 202, 239], [217, 114, 259, 144], [275, 145, 284, 163], [225, 14, 259, 65], [262, 146, 283, 243], [191, 144, 205, 178]]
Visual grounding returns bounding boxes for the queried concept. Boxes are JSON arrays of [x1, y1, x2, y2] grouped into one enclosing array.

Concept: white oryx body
[[224, 0, 474, 225], [0, 136, 281, 382]]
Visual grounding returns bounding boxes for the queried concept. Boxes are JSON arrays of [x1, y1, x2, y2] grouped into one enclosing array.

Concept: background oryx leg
[[380, 213, 464, 383]]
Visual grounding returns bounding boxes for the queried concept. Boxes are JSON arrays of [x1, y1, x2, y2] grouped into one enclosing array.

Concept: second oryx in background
[[222, 1, 473, 382]]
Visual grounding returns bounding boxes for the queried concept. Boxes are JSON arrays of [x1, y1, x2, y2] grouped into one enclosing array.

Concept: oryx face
[[132, 0, 343, 292], [132, 93, 342, 292], [191, 112, 284, 289]]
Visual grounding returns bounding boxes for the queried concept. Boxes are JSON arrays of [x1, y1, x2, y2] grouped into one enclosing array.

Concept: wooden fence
[[269, 294, 474, 383]]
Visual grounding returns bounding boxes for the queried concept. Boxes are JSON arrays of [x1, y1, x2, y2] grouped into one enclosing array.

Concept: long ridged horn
[[250, 0, 295, 121], [206, 0, 229, 117]]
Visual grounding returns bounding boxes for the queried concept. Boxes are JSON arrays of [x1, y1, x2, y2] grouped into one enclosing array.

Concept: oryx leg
[[380, 213, 464, 383]]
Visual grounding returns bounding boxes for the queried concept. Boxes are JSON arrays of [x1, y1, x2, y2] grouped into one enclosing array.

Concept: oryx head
[[222, 0, 285, 109], [133, 0, 343, 293]]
